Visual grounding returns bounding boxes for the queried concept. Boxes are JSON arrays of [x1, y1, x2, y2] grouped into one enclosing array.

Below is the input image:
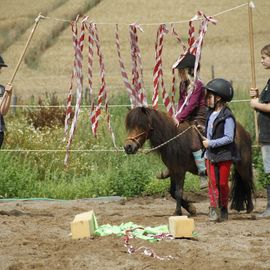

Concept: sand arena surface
[[0, 194, 269, 270]]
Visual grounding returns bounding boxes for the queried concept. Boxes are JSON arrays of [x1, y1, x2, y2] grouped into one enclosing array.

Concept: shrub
[[26, 93, 66, 129]]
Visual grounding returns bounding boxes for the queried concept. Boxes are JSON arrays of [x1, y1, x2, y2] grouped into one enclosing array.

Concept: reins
[[143, 125, 200, 154], [126, 124, 205, 155]]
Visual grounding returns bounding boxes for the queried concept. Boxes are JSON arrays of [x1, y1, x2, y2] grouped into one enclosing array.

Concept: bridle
[[125, 131, 148, 148]]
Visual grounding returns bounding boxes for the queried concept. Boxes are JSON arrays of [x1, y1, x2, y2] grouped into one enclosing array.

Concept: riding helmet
[[0, 56, 7, 68], [204, 78, 234, 102], [175, 53, 196, 69]]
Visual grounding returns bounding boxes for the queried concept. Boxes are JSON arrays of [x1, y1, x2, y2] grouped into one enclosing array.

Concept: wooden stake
[[9, 13, 43, 84], [248, 1, 259, 144], [0, 13, 42, 115]]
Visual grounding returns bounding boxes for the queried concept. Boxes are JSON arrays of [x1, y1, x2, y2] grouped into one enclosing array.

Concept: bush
[[26, 93, 66, 129]]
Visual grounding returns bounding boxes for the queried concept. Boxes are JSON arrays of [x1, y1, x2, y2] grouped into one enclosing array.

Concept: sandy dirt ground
[[0, 192, 269, 270]]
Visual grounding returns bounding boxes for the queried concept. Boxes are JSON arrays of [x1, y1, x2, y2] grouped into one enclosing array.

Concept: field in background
[[0, 0, 270, 102]]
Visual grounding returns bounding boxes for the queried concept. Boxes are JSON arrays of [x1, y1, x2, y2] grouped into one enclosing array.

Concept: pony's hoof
[[187, 206, 197, 216], [173, 211, 182, 216]]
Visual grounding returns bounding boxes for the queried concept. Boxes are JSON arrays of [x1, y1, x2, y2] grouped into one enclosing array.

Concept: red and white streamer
[[188, 12, 217, 79], [89, 23, 117, 148], [65, 17, 87, 165], [86, 22, 95, 136], [123, 227, 174, 261], [152, 24, 174, 116], [170, 25, 187, 109], [64, 17, 79, 140], [152, 24, 163, 110], [173, 12, 217, 118], [115, 24, 140, 107], [129, 24, 148, 107]]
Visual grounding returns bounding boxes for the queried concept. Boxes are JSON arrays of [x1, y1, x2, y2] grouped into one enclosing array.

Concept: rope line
[[144, 125, 194, 154], [0, 149, 124, 152], [9, 99, 251, 108], [40, 2, 249, 26]]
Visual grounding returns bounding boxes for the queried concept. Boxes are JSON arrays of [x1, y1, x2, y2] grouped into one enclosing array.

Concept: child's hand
[[5, 83, 12, 93], [202, 139, 209, 148], [250, 98, 259, 109], [250, 88, 258, 98]]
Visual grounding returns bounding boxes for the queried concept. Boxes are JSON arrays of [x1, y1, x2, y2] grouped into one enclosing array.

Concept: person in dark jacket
[[203, 78, 236, 222], [250, 44, 270, 219], [0, 55, 13, 148]]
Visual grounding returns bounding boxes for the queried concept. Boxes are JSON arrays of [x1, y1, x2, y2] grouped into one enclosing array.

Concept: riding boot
[[209, 207, 221, 222], [220, 207, 228, 221], [156, 168, 170, 179], [192, 150, 207, 189], [257, 185, 270, 219]]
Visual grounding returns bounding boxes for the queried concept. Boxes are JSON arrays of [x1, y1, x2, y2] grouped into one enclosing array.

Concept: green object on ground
[[95, 222, 170, 242]]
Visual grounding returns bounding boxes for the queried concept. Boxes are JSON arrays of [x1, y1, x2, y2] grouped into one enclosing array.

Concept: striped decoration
[[85, 23, 96, 137], [88, 23, 117, 148], [170, 25, 187, 110], [129, 24, 147, 107], [65, 17, 87, 165], [152, 24, 174, 116], [188, 11, 217, 79], [115, 24, 139, 107], [62, 12, 217, 164], [64, 18, 79, 140]]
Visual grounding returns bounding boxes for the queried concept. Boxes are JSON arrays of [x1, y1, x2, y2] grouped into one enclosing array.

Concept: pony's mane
[[125, 107, 175, 131], [125, 107, 149, 131]]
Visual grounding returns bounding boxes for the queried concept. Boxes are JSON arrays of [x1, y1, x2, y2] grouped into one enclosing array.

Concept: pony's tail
[[230, 164, 255, 213]]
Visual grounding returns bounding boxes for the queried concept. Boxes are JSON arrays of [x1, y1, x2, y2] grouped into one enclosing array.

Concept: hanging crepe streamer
[[188, 19, 195, 48], [152, 24, 164, 110], [115, 24, 141, 107], [188, 11, 217, 79], [170, 24, 187, 110], [129, 24, 148, 107], [85, 23, 96, 136], [152, 24, 174, 116], [86, 22, 117, 148], [64, 17, 87, 165], [64, 16, 79, 140], [173, 12, 217, 118]]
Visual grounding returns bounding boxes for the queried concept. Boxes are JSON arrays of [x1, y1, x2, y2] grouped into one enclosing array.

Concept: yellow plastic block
[[168, 215, 195, 238], [70, 210, 98, 239]]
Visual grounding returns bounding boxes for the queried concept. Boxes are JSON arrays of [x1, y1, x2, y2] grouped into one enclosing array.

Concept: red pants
[[206, 160, 232, 208]]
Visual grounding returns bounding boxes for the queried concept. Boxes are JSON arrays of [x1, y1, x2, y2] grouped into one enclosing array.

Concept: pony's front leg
[[170, 173, 185, 216]]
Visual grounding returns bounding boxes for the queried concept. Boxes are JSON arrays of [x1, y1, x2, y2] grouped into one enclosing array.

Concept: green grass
[[0, 92, 265, 199]]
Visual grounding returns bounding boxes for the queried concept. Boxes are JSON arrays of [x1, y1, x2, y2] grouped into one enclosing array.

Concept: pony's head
[[124, 107, 152, 154]]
